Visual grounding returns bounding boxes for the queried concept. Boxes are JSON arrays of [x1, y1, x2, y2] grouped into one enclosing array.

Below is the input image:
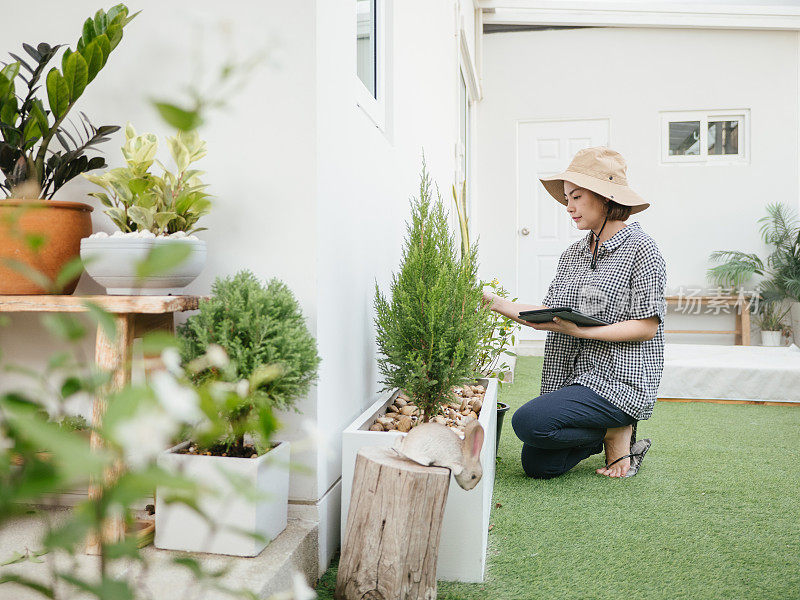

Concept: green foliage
[[0, 4, 138, 199], [150, 24, 272, 132], [0, 242, 288, 599], [708, 202, 800, 308], [753, 298, 792, 332], [177, 270, 321, 451], [476, 278, 518, 389], [82, 123, 212, 234], [373, 154, 494, 423]]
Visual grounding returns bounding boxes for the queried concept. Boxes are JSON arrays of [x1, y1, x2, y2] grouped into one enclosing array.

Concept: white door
[[516, 119, 609, 341]]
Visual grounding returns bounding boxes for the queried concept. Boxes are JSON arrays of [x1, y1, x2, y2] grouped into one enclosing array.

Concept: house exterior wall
[[313, 0, 470, 568], [1, 0, 475, 575], [477, 26, 799, 343]]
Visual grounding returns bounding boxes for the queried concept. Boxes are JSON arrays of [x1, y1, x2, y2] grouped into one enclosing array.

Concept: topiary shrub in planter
[[373, 155, 493, 424], [154, 269, 321, 557], [342, 155, 498, 582]]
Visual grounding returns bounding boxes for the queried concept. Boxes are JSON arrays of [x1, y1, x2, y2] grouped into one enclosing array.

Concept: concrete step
[[0, 506, 319, 599]]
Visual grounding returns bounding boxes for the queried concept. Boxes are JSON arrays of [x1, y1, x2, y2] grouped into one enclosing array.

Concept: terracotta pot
[[0, 199, 93, 295]]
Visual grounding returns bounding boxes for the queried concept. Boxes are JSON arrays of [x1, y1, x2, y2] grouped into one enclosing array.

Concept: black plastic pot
[[496, 401, 511, 454]]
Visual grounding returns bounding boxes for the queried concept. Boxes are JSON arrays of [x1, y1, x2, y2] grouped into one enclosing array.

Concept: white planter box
[[341, 377, 498, 583], [155, 440, 290, 557]]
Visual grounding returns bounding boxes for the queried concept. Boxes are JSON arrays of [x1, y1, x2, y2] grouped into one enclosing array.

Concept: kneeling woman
[[483, 146, 667, 479]]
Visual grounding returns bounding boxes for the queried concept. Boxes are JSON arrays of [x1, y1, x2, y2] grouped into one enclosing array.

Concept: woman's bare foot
[[596, 424, 633, 478]]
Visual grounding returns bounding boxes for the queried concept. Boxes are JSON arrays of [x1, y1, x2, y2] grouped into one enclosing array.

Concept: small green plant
[[476, 278, 518, 388], [81, 123, 212, 235], [0, 244, 284, 599], [374, 154, 493, 423], [177, 270, 321, 453], [754, 298, 792, 332], [708, 202, 800, 304], [0, 4, 138, 198]]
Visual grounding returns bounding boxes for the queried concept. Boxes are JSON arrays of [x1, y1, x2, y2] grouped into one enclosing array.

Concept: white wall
[[1, 0, 474, 573], [1, 0, 321, 494], [314, 0, 464, 510], [477, 26, 799, 343]]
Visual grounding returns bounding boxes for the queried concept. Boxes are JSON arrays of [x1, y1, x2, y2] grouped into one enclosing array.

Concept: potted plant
[[342, 156, 498, 583], [154, 270, 321, 557], [0, 4, 137, 294], [708, 202, 800, 345], [79, 123, 210, 294], [754, 297, 792, 346]]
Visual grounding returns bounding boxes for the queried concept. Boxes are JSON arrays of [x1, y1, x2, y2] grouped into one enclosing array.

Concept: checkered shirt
[[540, 220, 667, 421]]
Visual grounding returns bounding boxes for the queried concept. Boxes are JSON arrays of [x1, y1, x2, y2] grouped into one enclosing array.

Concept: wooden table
[[664, 294, 754, 346], [0, 295, 201, 553]]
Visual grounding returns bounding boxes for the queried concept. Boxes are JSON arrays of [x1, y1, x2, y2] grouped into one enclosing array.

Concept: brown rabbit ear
[[466, 420, 484, 458]]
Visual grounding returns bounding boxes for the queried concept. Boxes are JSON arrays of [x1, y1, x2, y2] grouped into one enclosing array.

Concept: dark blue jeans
[[510, 383, 637, 479]]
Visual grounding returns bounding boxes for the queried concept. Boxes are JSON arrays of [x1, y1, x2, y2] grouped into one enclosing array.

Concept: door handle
[[520, 227, 530, 236]]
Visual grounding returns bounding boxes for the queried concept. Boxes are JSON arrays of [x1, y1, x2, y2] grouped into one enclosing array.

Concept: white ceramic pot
[[761, 330, 783, 346], [80, 235, 206, 295], [341, 377, 498, 583], [154, 439, 290, 557]]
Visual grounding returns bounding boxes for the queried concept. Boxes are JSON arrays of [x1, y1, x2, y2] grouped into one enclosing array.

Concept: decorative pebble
[[396, 416, 413, 432], [400, 405, 418, 416], [370, 422, 384, 432]]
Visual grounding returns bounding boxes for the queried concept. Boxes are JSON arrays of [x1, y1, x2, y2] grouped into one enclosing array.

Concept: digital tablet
[[518, 306, 610, 327]]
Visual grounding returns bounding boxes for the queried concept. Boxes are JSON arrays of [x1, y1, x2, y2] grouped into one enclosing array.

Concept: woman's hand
[[527, 315, 583, 338], [482, 289, 496, 308]]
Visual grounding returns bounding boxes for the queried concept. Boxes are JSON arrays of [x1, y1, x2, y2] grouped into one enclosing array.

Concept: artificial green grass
[[315, 356, 800, 599]]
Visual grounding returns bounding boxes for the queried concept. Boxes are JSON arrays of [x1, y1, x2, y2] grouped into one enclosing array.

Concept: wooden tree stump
[[335, 446, 451, 600]]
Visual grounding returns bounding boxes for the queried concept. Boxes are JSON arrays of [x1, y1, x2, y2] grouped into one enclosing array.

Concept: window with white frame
[[661, 110, 748, 163], [356, 0, 376, 97], [355, 0, 389, 131]]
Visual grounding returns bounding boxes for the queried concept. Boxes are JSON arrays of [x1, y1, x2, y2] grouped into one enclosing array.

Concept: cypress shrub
[[373, 155, 493, 423]]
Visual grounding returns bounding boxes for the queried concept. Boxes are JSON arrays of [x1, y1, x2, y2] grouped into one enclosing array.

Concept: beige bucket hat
[[539, 146, 649, 214]]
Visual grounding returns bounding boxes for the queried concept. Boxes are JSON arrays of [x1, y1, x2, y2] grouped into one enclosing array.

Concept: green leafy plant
[[0, 245, 295, 599], [82, 123, 212, 234], [452, 179, 517, 388], [150, 22, 273, 132], [708, 202, 800, 305], [0, 4, 138, 198], [177, 270, 321, 454], [754, 297, 792, 332], [374, 154, 493, 423], [476, 278, 518, 388]]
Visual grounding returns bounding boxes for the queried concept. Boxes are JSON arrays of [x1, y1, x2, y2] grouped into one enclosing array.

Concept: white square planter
[[341, 378, 498, 583], [155, 440, 290, 557]]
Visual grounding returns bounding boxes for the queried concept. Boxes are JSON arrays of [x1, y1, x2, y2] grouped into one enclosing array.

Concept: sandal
[[603, 438, 652, 478]]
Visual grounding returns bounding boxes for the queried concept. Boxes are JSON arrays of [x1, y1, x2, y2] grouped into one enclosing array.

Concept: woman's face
[[563, 181, 608, 231]]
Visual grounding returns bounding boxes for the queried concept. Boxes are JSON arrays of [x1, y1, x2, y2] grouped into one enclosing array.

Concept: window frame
[[355, 0, 390, 132], [660, 109, 749, 164]]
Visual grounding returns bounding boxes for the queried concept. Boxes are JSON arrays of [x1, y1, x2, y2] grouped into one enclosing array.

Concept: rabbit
[[389, 418, 485, 490]]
